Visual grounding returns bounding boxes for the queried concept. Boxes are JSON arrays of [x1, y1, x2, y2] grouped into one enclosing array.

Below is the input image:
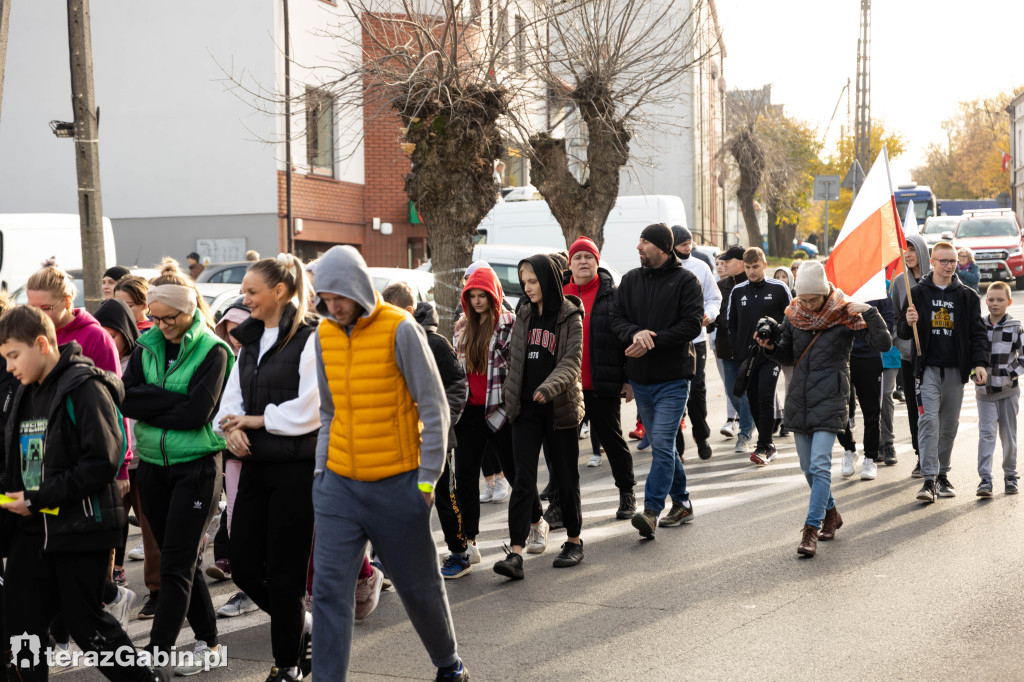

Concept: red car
[[950, 209, 1024, 289]]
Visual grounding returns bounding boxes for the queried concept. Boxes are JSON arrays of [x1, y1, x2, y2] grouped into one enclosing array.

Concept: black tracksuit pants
[[510, 402, 580, 547], [453, 405, 516, 540], [434, 450, 468, 554], [583, 391, 635, 493], [746, 359, 781, 450], [838, 355, 883, 460], [681, 341, 710, 449], [4, 531, 154, 681], [137, 454, 222, 653], [230, 460, 314, 669], [901, 359, 921, 456]]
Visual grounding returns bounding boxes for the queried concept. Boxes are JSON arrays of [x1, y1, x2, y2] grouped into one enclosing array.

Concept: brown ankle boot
[[819, 507, 843, 541], [797, 524, 818, 557]]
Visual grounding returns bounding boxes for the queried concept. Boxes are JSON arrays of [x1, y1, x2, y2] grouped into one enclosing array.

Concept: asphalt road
[[60, 293, 1024, 681]]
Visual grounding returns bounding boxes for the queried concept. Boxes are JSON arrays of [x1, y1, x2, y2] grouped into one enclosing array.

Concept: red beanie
[[568, 236, 600, 263]]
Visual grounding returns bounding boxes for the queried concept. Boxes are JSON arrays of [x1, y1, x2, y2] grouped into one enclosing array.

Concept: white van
[[0, 214, 117, 291], [476, 195, 688, 275]]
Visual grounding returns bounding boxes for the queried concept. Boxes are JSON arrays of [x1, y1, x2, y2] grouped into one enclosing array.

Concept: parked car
[[195, 261, 252, 285], [793, 240, 818, 258], [196, 282, 244, 321], [921, 216, 959, 248], [367, 267, 436, 304], [11, 266, 160, 308], [951, 209, 1024, 289]]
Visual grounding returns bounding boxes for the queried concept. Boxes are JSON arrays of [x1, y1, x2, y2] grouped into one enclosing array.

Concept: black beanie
[[94, 298, 139, 355], [671, 225, 693, 247], [640, 223, 674, 255], [104, 265, 131, 281]]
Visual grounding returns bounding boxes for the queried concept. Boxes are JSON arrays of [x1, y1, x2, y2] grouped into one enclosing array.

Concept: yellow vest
[[318, 298, 422, 480]]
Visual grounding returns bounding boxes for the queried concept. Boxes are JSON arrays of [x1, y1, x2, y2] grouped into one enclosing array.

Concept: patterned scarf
[[785, 285, 867, 332]]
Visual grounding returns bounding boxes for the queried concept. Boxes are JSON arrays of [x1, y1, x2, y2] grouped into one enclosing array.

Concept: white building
[[1009, 90, 1024, 228]]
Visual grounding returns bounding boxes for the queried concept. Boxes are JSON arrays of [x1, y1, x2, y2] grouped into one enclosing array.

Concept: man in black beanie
[[671, 226, 713, 269], [611, 224, 704, 538]]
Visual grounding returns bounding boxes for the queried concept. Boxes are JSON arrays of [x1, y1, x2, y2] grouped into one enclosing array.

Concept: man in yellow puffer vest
[[310, 246, 468, 682]]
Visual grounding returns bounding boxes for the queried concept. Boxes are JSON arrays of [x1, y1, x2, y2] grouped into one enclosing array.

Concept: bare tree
[[725, 87, 771, 250], [525, 0, 718, 250]]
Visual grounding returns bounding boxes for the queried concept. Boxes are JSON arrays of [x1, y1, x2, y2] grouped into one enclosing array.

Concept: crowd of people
[[0, 226, 1016, 681]]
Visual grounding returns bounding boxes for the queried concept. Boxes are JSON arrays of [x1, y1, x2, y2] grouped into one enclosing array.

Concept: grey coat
[[889, 233, 932, 362], [769, 307, 891, 434]]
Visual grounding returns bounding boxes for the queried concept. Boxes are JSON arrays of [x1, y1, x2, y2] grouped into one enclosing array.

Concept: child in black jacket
[[0, 305, 164, 681]]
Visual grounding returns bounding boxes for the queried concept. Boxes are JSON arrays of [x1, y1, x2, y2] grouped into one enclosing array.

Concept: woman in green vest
[[122, 262, 234, 675]]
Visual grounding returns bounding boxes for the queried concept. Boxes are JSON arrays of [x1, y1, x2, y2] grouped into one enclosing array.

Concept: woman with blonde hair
[[957, 246, 981, 293], [114, 275, 155, 332]]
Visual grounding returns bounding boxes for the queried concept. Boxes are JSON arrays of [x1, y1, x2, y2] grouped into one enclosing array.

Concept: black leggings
[[453, 405, 516, 540], [901, 359, 921, 456], [231, 460, 315, 669], [510, 402, 580, 546], [838, 355, 883, 460], [137, 455, 222, 652]]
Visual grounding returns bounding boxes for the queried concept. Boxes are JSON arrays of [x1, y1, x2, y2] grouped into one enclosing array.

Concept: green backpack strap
[[66, 395, 129, 468]]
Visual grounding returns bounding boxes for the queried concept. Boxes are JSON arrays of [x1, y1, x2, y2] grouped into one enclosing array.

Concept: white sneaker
[[525, 518, 549, 554], [841, 450, 858, 478], [103, 586, 136, 628], [127, 538, 145, 561], [466, 541, 481, 564], [579, 422, 590, 440], [587, 454, 602, 467], [173, 640, 223, 676], [720, 420, 737, 438], [479, 478, 495, 503], [860, 458, 878, 480], [217, 591, 258, 618], [205, 513, 221, 543], [491, 475, 511, 503], [734, 434, 750, 454]]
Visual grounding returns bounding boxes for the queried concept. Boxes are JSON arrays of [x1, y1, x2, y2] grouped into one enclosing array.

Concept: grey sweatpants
[[880, 368, 898, 446], [917, 366, 965, 480], [312, 468, 459, 680], [977, 394, 1019, 481]]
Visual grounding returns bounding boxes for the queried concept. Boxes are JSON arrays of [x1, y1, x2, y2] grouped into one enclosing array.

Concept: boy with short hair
[[0, 305, 164, 681], [975, 281, 1023, 497]]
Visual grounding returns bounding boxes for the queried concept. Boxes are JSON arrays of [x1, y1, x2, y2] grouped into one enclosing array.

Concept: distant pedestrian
[[957, 246, 980, 293], [714, 246, 755, 451], [187, 252, 205, 280], [611, 223, 704, 538], [975, 281, 1023, 497], [790, 259, 802, 283], [114, 275, 155, 332], [898, 241, 989, 503], [101, 265, 131, 300], [245, 249, 261, 262], [758, 260, 891, 557]]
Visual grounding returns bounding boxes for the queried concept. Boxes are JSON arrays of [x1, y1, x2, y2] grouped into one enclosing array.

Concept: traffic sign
[[813, 175, 840, 201]]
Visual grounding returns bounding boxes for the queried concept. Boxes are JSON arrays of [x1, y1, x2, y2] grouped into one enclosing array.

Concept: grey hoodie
[[312, 246, 450, 487], [889, 233, 932, 362]]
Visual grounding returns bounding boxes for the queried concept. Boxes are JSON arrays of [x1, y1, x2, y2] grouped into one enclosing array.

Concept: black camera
[[755, 316, 779, 342]]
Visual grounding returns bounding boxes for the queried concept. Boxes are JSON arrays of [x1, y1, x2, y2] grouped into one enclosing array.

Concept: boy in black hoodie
[[0, 305, 164, 681]]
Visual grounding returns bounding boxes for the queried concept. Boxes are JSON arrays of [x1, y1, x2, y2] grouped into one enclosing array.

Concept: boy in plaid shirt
[[976, 281, 1024, 497]]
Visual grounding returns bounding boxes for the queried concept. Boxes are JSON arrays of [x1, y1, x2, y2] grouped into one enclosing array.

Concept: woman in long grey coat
[[758, 261, 891, 558]]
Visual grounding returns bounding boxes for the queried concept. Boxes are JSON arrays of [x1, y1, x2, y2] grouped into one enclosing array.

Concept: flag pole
[[892, 199, 923, 356]]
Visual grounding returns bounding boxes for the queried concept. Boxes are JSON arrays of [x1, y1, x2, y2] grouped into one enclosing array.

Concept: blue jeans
[[793, 431, 837, 528], [720, 359, 754, 438], [631, 379, 690, 515]]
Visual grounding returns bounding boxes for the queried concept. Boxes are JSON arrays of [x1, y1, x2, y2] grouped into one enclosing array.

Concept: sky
[[714, 0, 1022, 184]]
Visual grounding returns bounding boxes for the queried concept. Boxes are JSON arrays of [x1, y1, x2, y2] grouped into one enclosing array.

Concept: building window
[[514, 15, 525, 72], [306, 88, 335, 177], [497, 8, 510, 68]]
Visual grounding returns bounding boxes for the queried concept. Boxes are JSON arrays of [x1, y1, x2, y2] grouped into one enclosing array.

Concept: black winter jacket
[[1, 343, 127, 554], [415, 302, 468, 449], [563, 268, 625, 397], [714, 273, 747, 359], [232, 303, 319, 462], [727, 277, 791, 362], [896, 272, 989, 383], [610, 252, 704, 385], [769, 307, 891, 434]]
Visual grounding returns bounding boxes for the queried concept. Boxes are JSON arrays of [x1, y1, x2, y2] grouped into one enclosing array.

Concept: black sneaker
[[265, 667, 302, 682], [977, 479, 993, 498], [552, 540, 584, 568], [882, 443, 898, 466], [659, 500, 694, 527], [539, 482, 552, 501], [615, 492, 637, 520], [697, 440, 712, 460], [916, 479, 936, 503], [936, 474, 956, 497], [137, 591, 159, 620], [1007, 477, 1020, 495], [892, 388, 905, 402], [631, 508, 657, 539], [911, 461, 923, 478], [435, 661, 470, 681], [778, 425, 791, 437], [492, 546, 524, 580], [542, 504, 564, 531]]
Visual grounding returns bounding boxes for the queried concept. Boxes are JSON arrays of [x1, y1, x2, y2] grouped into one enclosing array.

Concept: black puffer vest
[[232, 304, 318, 462]]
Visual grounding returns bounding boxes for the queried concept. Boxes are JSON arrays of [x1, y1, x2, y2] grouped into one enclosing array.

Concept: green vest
[[133, 311, 235, 466]]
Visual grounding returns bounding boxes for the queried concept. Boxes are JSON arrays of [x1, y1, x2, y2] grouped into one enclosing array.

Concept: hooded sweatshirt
[[94, 298, 140, 366], [312, 245, 449, 487], [519, 254, 563, 401], [889, 233, 932, 362], [459, 267, 506, 407], [414, 302, 468, 449], [56, 308, 120, 376]]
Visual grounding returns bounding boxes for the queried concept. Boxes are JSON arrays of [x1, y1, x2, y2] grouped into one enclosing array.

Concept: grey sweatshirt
[[312, 245, 450, 487], [889, 233, 932, 362]]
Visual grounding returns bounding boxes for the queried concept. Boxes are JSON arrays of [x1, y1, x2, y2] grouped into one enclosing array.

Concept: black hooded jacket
[[520, 254, 565, 399], [610, 250, 704, 385], [94, 298, 139, 357], [414, 302, 467, 448], [1, 343, 127, 554]]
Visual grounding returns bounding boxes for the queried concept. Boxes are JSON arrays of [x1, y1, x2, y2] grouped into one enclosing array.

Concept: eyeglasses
[[32, 303, 58, 312], [151, 311, 184, 326], [933, 258, 957, 266]]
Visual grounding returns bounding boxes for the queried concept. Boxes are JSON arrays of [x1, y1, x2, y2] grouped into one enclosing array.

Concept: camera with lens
[[755, 316, 780, 343]]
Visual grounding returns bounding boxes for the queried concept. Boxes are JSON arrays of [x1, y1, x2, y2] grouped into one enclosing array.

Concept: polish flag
[[824, 147, 907, 302]]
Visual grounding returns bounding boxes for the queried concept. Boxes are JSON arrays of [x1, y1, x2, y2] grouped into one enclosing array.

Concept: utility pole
[[67, 0, 105, 312], [0, 0, 11, 126], [283, 0, 293, 255], [854, 0, 871, 189]]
